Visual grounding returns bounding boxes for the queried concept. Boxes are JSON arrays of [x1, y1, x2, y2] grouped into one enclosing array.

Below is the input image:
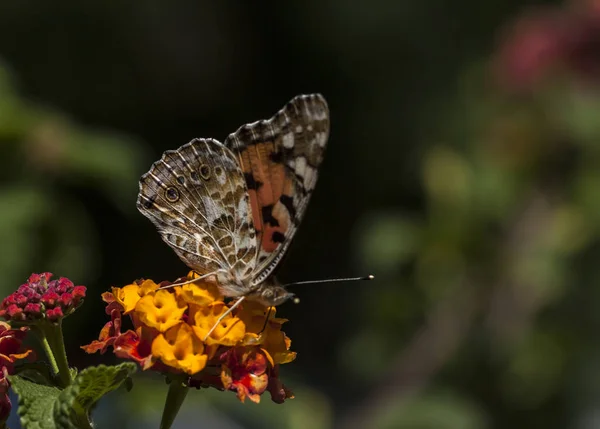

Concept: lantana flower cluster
[[0, 272, 86, 323], [82, 272, 296, 403], [0, 272, 82, 423]]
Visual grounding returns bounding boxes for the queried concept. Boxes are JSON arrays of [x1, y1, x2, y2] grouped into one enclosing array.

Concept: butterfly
[[136, 94, 330, 326]]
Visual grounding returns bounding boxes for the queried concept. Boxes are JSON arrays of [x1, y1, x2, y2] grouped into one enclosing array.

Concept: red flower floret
[[0, 322, 35, 425], [220, 346, 269, 403]]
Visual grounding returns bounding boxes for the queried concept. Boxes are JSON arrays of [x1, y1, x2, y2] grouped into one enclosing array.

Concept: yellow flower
[[152, 323, 207, 374], [135, 289, 187, 332], [112, 279, 159, 314], [177, 281, 221, 307], [139, 279, 160, 295], [237, 300, 274, 335], [112, 285, 140, 314], [191, 303, 245, 346], [237, 302, 296, 366], [261, 323, 296, 365]]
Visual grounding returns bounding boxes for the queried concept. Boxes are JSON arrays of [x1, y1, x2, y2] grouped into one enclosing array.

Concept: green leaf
[[53, 363, 137, 429], [10, 363, 137, 429], [9, 374, 61, 429], [13, 362, 55, 386]]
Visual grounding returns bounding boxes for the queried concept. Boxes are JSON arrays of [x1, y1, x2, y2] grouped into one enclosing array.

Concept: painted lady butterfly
[[137, 94, 330, 319]]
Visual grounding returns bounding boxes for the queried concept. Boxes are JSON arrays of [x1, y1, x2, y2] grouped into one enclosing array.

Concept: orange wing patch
[[238, 143, 294, 254], [224, 93, 329, 283]]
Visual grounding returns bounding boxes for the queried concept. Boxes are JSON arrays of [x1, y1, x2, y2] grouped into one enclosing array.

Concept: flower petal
[[152, 323, 207, 374], [112, 285, 141, 313], [191, 303, 245, 346], [267, 365, 294, 404], [177, 281, 221, 307], [114, 329, 154, 370], [81, 308, 122, 354], [220, 347, 269, 403], [135, 290, 187, 332]]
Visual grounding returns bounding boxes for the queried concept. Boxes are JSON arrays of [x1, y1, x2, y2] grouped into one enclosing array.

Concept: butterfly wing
[[137, 138, 258, 279], [224, 93, 330, 285]]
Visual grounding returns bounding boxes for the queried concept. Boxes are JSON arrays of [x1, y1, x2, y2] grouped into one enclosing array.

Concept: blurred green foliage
[[0, 64, 147, 295]]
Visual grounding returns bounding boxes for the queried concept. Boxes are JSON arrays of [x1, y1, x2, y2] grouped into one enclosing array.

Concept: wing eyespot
[[165, 187, 180, 202], [199, 164, 211, 180]]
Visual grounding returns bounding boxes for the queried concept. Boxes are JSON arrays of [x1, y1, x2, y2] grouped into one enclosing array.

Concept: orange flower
[[152, 323, 207, 374], [177, 281, 221, 306], [0, 322, 36, 425], [80, 307, 122, 354], [82, 272, 295, 404], [191, 302, 245, 346], [0, 368, 10, 422], [114, 330, 154, 370], [237, 302, 297, 366], [136, 289, 186, 332], [0, 322, 35, 372], [220, 346, 269, 403], [112, 279, 160, 314]]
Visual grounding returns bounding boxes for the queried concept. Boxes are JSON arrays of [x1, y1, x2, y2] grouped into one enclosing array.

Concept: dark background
[[3, 0, 600, 428]]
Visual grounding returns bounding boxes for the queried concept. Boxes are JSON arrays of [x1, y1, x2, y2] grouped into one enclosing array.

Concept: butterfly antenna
[[282, 274, 374, 288]]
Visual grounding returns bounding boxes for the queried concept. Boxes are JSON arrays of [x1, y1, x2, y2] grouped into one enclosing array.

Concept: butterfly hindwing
[[137, 138, 258, 279], [224, 94, 330, 285]]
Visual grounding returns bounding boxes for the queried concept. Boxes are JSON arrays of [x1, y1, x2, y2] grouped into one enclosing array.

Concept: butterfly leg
[[203, 296, 246, 341], [158, 271, 220, 290], [258, 307, 273, 335]]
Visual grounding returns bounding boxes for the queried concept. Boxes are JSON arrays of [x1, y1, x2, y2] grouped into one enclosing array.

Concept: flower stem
[[160, 379, 189, 429], [34, 321, 72, 388], [35, 328, 59, 376]]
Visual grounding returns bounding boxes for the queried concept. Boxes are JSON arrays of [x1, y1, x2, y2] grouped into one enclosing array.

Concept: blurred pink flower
[[495, 0, 600, 91]]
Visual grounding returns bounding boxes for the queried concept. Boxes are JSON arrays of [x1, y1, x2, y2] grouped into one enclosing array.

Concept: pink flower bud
[[46, 307, 64, 322], [41, 291, 60, 308]]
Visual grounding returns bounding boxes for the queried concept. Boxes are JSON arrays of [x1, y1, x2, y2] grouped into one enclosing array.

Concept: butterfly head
[[247, 279, 295, 307]]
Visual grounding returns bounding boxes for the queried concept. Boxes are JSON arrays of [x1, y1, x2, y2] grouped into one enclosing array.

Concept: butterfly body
[[137, 94, 330, 306]]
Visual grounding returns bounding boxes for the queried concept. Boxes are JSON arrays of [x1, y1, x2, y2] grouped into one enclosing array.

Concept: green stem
[[34, 328, 59, 376], [160, 379, 189, 429], [33, 321, 72, 387]]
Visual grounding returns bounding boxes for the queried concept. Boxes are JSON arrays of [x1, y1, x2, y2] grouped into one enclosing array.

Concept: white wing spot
[[282, 133, 294, 148], [295, 156, 307, 177], [314, 106, 328, 121], [295, 125, 303, 133], [317, 132, 327, 147], [304, 165, 315, 189], [215, 170, 227, 185]]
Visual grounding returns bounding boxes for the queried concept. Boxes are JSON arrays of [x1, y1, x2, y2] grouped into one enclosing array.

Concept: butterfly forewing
[[137, 94, 330, 302], [137, 138, 258, 279], [224, 94, 330, 285]]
